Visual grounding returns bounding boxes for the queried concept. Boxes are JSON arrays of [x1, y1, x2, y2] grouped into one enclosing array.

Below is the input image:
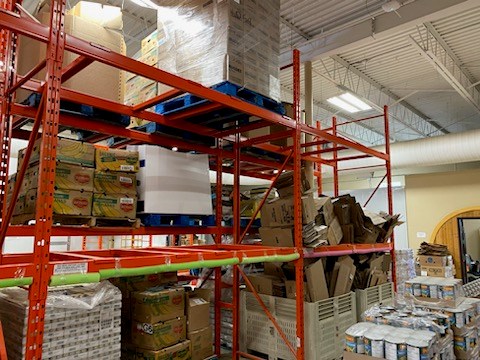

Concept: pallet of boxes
[[0, 281, 122, 359], [113, 273, 214, 360], [11, 138, 96, 225], [93, 146, 140, 226]]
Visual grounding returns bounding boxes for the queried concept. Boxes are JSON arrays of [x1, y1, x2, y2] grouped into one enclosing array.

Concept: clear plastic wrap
[[395, 249, 416, 296], [154, 0, 281, 101], [0, 281, 122, 359]]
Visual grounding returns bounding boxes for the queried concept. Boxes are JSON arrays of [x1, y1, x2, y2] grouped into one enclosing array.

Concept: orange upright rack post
[[0, 321, 7, 360]]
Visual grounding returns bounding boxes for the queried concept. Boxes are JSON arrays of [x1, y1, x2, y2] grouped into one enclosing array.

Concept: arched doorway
[[430, 207, 480, 278]]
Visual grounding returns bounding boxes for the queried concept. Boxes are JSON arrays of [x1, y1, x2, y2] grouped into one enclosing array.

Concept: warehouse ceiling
[[21, 0, 480, 146]]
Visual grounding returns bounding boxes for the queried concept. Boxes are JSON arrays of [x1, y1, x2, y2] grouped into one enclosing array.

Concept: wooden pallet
[[12, 213, 95, 226], [92, 217, 141, 228], [11, 214, 140, 228]]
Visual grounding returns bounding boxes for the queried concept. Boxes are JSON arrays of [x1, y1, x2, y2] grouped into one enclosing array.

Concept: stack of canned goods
[[345, 322, 455, 360]]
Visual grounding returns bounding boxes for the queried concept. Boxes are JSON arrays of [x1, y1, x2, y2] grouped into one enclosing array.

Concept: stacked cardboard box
[[17, 1, 125, 103], [154, 0, 281, 101], [93, 147, 139, 219], [0, 282, 122, 359], [12, 138, 95, 218], [417, 243, 455, 278], [115, 276, 191, 359], [259, 170, 323, 248], [186, 289, 214, 360], [419, 255, 455, 278]]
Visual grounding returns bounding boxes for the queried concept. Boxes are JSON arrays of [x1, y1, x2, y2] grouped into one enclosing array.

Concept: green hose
[[49, 272, 101, 286], [241, 253, 300, 264], [99, 258, 240, 279], [0, 277, 33, 288]]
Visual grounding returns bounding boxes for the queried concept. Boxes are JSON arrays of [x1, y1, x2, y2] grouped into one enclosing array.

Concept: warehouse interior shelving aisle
[[0, 1, 394, 359]]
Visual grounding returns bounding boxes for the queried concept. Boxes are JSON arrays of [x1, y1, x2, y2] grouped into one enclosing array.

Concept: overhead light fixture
[[129, 0, 157, 8], [327, 93, 372, 113], [382, 0, 401, 12]]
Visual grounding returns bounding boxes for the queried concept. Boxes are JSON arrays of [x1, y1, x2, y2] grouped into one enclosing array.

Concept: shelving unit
[[0, 2, 394, 360]]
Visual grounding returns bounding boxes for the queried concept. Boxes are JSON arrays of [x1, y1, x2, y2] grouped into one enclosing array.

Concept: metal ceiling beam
[[408, 24, 480, 113], [319, 55, 447, 138], [280, 16, 312, 41], [280, 85, 385, 145], [280, 0, 480, 67]]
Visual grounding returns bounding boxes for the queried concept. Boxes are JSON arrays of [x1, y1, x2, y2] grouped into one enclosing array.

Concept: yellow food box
[[24, 188, 92, 216], [131, 316, 186, 351], [93, 171, 137, 195], [18, 138, 95, 168], [95, 148, 139, 172], [135, 340, 191, 360], [26, 163, 94, 192], [92, 193, 137, 218]]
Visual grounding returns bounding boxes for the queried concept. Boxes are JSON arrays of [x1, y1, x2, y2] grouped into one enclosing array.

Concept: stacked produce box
[[93, 147, 139, 219], [417, 243, 456, 278], [9, 140, 140, 223], [11, 138, 95, 220], [0, 282, 122, 360], [113, 274, 213, 360]]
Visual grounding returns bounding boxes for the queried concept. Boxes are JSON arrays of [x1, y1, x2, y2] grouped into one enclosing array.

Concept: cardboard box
[[333, 256, 356, 297], [68, 1, 123, 30], [92, 193, 137, 218], [18, 138, 95, 169], [421, 265, 454, 278], [240, 198, 262, 219], [24, 188, 92, 215], [6, 193, 25, 215], [247, 274, 285, 297], [341, 224, 354, 244], [131, 316, 186, 351], [135, 340, 191, 360], [18, 11, 125, 103], [305, 259, 329, 302], [26, 163, 94, 192], [315, 197, 335, 225], [93, 171, 137, 195], [285, 280, 310, 301], [188, 326, 213, 360], [327, 217, 343, 245], [95, 148, 139, 172], [132, 287, 185, 324], [261, 195, 317, 227], [259, 227, 294, 247], [186, 289, 210, 332], [334, 202, 351, 225], [418, 255, 449, 267]]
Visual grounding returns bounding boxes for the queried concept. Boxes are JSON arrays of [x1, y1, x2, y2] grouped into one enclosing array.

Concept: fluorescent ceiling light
[[339, 93, 372, 111], [327, 97, 360, 113], [129, 0, 157, 8], [327, 93, 372, 113]]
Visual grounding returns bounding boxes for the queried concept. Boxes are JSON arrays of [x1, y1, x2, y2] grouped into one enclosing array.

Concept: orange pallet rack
[[0, 2, 394, 359]]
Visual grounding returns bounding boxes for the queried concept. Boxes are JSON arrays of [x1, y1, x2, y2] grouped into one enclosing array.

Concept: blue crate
[[139, 213, 213, 227], [133, 122, 216, 147], [155, 81, 285, 116]]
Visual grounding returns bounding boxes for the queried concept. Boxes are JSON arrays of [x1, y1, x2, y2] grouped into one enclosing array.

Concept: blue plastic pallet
[[23, 93, 130, 141], [133, 122, 216, 147], [139, 213, 214, 227], [155, 81, 285, 116]]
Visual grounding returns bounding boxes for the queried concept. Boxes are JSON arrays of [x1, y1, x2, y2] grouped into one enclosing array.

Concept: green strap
[[0, 277, 33, 288], [241, 253, 300, 264], [49, 272, 101, 286], [99, 258, 240, 279]]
